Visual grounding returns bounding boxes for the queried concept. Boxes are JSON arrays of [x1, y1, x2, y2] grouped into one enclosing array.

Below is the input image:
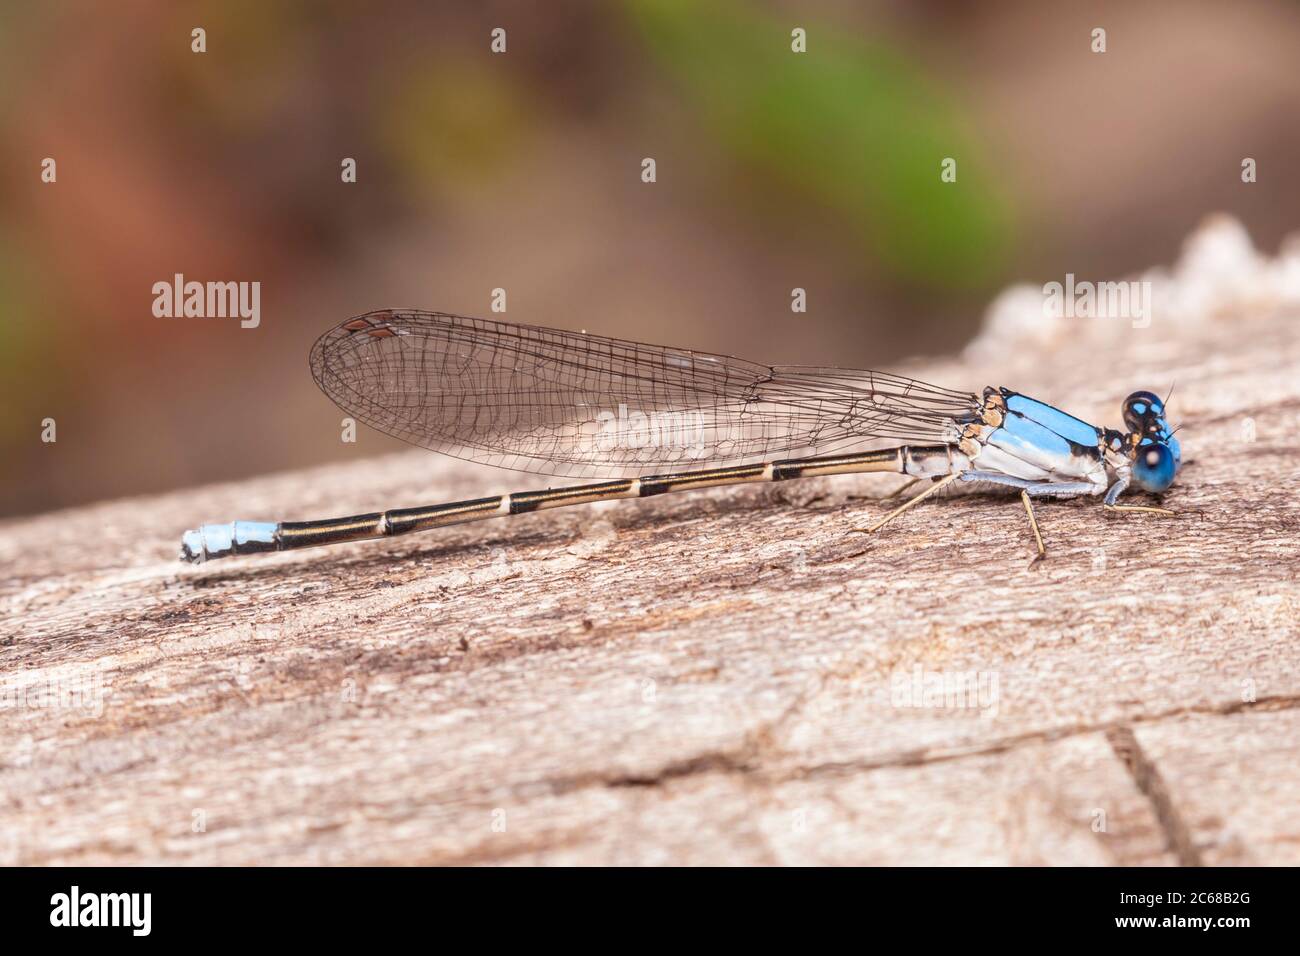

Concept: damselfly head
[[1121, 390, 1166, 429], [1121, 390, 1180, 493], [1122, 390, 1181, 460], [1131, 439, 1178, 493]]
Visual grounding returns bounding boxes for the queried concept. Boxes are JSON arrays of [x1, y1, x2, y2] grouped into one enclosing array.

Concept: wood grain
[[3, 231, 1299, 864]]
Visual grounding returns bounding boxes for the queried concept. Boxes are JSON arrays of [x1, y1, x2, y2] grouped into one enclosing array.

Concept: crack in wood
[[539, 694, 1300, 799], [1105, 726, 1203, 866]]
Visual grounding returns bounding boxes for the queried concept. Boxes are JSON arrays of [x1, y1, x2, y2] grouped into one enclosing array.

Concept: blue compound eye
[[1122, 390, 1164, 431], [1133, 441, 1177, 493]]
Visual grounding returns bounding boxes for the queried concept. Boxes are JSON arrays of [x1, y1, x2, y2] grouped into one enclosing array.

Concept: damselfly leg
[[1020, 491, 1046, 565], [881, 477, 926, 502], [852, 472, 962, 534], [1104, 503, 1177, 517]]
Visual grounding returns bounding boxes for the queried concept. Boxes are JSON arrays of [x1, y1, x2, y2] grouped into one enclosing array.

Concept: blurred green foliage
[[379, 57, 536, 201], [626, 0, 1014, 289], [0, 235, 43, 445]]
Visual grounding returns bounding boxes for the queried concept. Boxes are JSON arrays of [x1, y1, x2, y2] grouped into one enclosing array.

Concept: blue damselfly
[[180, 310, 1181, 565]]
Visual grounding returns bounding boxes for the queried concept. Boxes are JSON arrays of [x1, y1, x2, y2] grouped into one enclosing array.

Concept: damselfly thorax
[[180, 310, 1181, 566]]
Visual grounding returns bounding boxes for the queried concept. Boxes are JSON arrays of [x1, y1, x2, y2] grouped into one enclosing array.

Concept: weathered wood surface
[[3, 219, 1299, 865]]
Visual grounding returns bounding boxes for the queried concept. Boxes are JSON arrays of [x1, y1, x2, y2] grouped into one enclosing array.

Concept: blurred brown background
[[2, 0, 1298, 518]]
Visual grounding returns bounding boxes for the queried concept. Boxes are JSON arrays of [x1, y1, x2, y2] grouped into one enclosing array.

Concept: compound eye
[[1132, 441, 1177, 493], [1122, 390, 1164, 431]]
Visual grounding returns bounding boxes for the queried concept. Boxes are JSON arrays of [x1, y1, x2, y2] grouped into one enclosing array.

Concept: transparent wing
[[310, 310, 981, 479]]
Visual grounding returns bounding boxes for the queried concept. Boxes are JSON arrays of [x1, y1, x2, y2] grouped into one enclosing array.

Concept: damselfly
[[180, 310, 1181, 566]]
